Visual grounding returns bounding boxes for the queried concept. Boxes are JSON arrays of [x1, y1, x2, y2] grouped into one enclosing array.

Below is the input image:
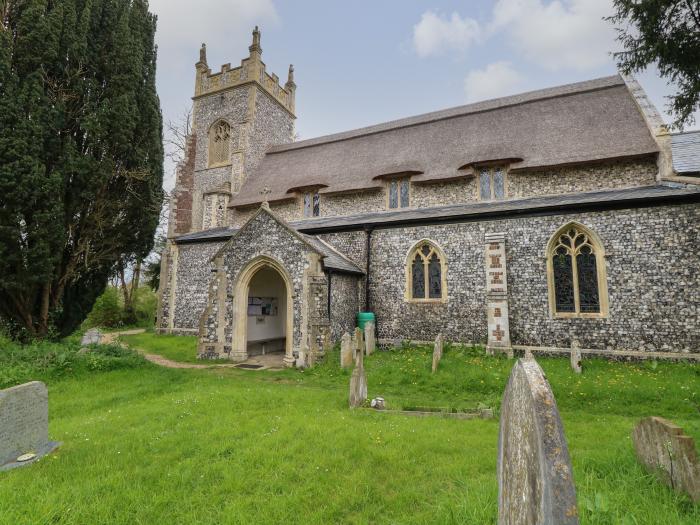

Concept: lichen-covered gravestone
[[498, 359, 579, 525], [570, 338, 582, 374], [1, 381, 60, 471], [632, 416, 700, 502], [431, 334, 443, 373], [340, 332, 353, 368], [353, 327, 363, 361], [364, 321, 375, 356], [349, 337, 367, 408]]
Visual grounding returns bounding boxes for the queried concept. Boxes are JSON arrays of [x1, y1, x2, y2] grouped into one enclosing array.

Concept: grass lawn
[[1, 334, 699, 524], [119, 331, 229, 364]]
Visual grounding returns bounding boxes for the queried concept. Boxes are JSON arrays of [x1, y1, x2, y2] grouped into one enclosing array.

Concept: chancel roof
[[231, 75, 659, 208], [671, 131, 700, 174]]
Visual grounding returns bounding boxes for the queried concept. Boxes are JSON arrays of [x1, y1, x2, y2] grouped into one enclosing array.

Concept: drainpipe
[[364, 226, 373, 312], [326, 269, 332, 321]]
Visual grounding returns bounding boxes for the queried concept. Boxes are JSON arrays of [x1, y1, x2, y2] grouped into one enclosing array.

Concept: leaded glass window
[[407, 241, 446, 301], [388, 178, 410, 209], [548, 224, 605, 316], [209, 120, 231, 166], [479, 166, 507, 200], [303, 192, 320, 217]]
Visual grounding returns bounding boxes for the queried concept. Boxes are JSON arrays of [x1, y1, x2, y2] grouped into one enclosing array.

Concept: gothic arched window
[[209, 120, 231, 166], [546, 223, 608, 317], [406, 241, 447, 302]]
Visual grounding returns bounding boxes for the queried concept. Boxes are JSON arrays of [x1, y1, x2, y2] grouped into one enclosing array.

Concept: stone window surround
[[301, 190, 321, 217], [208, 119, 233, 168], [545, 221, 609, 319], [404, 239, 448, 303]]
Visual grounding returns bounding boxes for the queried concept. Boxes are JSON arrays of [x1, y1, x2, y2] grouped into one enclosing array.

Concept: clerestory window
[[388, 178, 410, 209], [479, 166, 506, 200], [547, 223, 608, 318], [303, 191, 320, 217], [406, 241, 447, 302]]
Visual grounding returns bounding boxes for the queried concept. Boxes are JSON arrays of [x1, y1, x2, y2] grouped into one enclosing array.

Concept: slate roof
[[176, 184, 700, 245], [230, 75, 659, 207], [671, 131, 700, 174]]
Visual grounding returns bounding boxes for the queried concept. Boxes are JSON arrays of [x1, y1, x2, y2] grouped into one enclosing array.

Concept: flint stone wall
[[329, 272, 361, 342], [326, 203, 699, 353], [246, 87, 294, 178], [172, 241, 225, 330]]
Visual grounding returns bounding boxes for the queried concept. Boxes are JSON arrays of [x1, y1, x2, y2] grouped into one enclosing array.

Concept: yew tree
[[0, 0, 163, 338]]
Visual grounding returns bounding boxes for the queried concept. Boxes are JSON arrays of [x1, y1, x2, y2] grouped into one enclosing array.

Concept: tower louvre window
[[209, 120, 231, 166]]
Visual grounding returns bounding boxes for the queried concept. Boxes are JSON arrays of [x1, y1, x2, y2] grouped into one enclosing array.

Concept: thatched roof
[[231, 75, 659, 208], [671, 131, 700, 174]]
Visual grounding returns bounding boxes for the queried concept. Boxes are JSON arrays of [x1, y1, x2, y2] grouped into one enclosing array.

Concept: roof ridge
[[268, 75, 624, 154]]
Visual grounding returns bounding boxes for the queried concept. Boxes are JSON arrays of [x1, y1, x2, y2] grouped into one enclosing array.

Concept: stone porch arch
[[232, 255, 295, 366]]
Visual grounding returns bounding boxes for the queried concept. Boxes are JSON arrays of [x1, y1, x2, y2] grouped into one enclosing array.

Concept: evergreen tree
[[0, 0, 163, 338]]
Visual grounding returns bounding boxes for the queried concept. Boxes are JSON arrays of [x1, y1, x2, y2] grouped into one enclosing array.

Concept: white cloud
[[464, 61, 524, 102], [490, 0, 617, 71], [412, 11, 482, 58]]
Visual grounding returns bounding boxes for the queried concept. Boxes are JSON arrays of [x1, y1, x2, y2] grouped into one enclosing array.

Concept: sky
[[148, 0, 698, 189]]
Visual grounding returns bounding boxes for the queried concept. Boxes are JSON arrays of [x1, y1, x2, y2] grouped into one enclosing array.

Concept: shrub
[[84, 287, 123, 328]]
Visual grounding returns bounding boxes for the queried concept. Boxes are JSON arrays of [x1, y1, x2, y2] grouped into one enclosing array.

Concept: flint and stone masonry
[[157, 29, 700, 365]]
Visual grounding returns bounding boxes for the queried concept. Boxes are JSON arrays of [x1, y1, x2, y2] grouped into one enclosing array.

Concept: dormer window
[[479, 166, 506, 201], [303, 191, 320, 217], [388, 178, 410, 209]]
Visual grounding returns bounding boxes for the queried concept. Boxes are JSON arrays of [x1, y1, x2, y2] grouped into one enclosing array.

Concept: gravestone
[[570, 338, 582, 374], [349, 344, 367, 408], [1, 381, 60, 471], [353, 327, 363, 361], [80, 328, 103, 346], [364, 322, 375, 356], [498, 359, 579, 525], [340, 332, 353, 368], [432, 334, 444, 373], [632, 417, 700, 502]]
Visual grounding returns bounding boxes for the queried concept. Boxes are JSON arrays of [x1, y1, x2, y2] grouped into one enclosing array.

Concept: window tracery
[[406, 241, 446, 301], [209, 120, 231, 166]]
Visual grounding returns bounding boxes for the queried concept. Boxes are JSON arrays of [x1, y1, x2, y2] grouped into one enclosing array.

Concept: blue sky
[[149, 0, 698, 188]]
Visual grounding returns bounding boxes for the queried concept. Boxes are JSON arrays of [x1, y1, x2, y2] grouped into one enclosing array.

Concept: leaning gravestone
[[364, 321, 376, 356], [80, 328, 103, 346], [349, 337, 367, 408], [498, 359, 579, 525], [340, 332, 353, 368], [1, 381, 60, 471], [431, 334, 443, 373], [632, 416, 700, 502]]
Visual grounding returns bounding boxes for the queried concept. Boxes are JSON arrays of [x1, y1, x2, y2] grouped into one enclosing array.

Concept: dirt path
[[103, 329, 268, 370]]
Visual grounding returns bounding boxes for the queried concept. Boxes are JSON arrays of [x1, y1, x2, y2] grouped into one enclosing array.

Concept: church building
[[157, 28, 700, 366]]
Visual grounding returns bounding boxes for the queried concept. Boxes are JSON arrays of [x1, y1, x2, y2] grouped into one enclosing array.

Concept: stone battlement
[[193, 27, 296, 116]]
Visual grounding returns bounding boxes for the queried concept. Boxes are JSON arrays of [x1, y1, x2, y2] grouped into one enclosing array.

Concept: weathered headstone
[[353, 327, 363, 361], [498, 359, 579, 525], [340, 332, 353, 368], [432, 334, 444, 373], [80, 328, 103, 346], [364, 321, 376, 356], [1, 381, 60, 471], [632, 417, 700, 502], [570, 338, 582, 374], [349, 350, 367, 408], [296, 350, 307, 369]]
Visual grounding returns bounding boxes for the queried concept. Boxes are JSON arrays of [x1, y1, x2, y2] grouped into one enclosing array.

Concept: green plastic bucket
[[357, 312, 376, 330]]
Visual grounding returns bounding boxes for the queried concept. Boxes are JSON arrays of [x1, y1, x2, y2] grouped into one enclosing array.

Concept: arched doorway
[[232, 257, 293, 367]]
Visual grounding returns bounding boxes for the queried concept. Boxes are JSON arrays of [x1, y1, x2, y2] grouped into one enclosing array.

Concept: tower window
[[479, 167, 506, 200], [209, 120, 231, 166], [388, 178, 410, 209], [303, 192, 320, 217]]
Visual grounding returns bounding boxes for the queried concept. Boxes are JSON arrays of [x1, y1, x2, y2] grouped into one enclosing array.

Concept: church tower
[[168, 27, 296, 236]]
